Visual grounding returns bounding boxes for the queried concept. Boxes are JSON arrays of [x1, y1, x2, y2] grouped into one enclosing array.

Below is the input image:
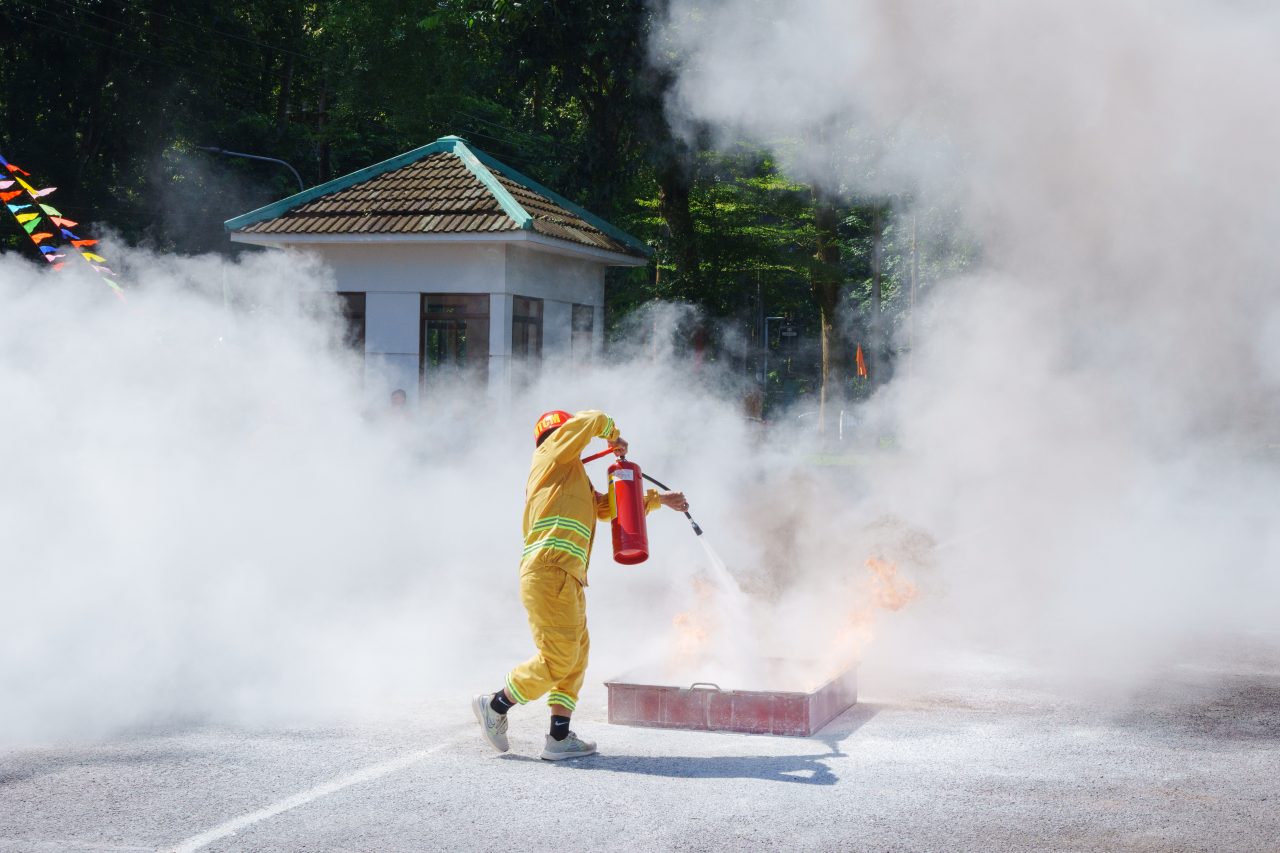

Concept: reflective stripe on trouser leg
[[507, 562, 588, 706]]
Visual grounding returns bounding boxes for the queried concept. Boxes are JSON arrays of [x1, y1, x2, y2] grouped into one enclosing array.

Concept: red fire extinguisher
[[608, 457, 649, 564]]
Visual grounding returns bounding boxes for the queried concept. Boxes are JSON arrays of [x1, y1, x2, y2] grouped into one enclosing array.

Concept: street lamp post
[[197, 146, 305, 194]]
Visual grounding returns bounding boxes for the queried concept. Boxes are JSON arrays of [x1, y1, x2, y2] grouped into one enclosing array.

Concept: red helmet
[[534, 410, 572, 445]]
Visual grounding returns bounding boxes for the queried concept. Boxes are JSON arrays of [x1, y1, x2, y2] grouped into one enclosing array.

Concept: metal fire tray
[[605, 662, 857, 737]]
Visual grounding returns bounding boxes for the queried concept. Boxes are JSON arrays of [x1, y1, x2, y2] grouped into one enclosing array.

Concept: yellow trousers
[[506, 561, 589, 713]]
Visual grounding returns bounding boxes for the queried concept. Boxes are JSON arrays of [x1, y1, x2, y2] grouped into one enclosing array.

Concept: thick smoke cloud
[[656, 0, 1280, 678], [0, 251, 789, 742], [5, 0, 1280, 743]]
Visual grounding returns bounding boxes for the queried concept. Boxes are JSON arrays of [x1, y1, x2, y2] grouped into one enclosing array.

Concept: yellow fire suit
[[506, 410, 660, 712]]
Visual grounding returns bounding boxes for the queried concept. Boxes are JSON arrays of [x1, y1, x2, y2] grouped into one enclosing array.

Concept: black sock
[[490, 690, 516, 715], [550, 715, 571, 741]]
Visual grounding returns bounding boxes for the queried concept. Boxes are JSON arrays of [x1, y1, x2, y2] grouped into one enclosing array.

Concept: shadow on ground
[[501, 703, 883, 785]]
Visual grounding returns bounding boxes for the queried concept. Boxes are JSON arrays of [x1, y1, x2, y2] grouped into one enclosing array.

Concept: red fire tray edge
[[605, 665, 858, 737]]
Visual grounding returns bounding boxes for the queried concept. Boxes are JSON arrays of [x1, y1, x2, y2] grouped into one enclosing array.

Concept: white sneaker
[[471, 694, 509, 753], [540, 731, 597, 761]]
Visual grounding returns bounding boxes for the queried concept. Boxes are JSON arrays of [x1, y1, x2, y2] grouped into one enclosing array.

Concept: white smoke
[[0, 249, 779, 742], [655, 0, 1280, 682]]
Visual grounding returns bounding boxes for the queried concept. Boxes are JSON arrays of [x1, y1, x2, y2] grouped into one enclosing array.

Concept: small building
[[225, 135, 649, 401]]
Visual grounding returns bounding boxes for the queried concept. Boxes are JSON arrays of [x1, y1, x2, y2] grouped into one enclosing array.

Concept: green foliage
[[0, 0, 974, 405]]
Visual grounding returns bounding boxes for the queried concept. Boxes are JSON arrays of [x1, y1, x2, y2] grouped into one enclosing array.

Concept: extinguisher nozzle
[[687, 514, 703, 536]]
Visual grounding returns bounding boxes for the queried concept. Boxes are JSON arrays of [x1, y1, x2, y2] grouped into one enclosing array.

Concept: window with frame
[[336, 292, 366, 352], [512, 296, 543, 361], [421, 294, 489, 387]]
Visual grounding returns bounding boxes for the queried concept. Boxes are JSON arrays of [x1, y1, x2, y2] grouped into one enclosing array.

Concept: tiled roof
[[227, 137, 647, 259]]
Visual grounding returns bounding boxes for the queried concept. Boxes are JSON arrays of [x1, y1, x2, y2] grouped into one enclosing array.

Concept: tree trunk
[[657, 157, 698, 296], [811, 187, 844, 435], [275, 6, 303, 135], [870, 205, 884, 384], [317, 74, 330, 182]]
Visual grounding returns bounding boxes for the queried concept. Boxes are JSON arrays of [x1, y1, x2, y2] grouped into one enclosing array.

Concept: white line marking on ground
[[165, 736, 465, 853]]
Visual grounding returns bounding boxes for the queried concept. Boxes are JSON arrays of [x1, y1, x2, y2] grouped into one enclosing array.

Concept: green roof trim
[[449, 138, 533, 230], [466, 145, 651, 257], [223, 135, 650, 258]]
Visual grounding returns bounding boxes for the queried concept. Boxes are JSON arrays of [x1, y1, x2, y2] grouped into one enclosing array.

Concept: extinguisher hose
[[581, 447, 703, 536], [639, 471, 704, 537]]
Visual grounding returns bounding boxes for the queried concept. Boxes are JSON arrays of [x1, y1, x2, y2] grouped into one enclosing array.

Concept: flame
[[669, 578, 717, 670], [825, 556, 919, 677], [864, 556, 918, 611]]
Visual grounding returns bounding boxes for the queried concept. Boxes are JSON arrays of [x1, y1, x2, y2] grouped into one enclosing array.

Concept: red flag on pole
[[855, 344, 868, 378]]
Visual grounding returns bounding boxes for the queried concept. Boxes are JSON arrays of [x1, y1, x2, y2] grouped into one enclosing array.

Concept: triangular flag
[[23, 218, 43, 233], [51, 217, 77, 227], [0, 190, 20, 202], [16, 177, 36, 193], [0, 180, 12, 189], [15, 212, 39, 223], [39, 245, 57, 254], [32, 187, 56, 198], [50, 263, 64, 271], [39, 204, 61, 216], [30, 232, 54, 243], [855, 344, 868, 379], [91, 265, 115, 275], [6, 163, 31, 176], [7, 204, 31, 213], [60, 228, 79, 239], [43, 253, 65, 262], [81, 252, 107, 262], [70, 239, 97, 248]]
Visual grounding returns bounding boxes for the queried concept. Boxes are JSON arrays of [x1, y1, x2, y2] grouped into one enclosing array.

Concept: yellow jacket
[[522, 410, 660, 585]]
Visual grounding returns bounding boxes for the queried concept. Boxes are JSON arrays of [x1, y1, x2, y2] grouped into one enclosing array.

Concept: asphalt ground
[[2, 653, 1277, 853]]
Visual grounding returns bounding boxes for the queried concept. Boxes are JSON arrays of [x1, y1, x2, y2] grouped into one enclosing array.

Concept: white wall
[[364, 292, 421, 404], [542, 299, 572, 357], [268, 239, 611, 396], [503, 244, 605, 307], [300, 242, 506, 294]]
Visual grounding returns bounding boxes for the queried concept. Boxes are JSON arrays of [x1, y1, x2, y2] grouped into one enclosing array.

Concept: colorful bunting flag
[[0, 150, 122, 296], [855, 344, 868, 379]]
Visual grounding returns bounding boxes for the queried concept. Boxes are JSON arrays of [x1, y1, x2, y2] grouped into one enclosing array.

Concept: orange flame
[[826, 557, 919, 676]]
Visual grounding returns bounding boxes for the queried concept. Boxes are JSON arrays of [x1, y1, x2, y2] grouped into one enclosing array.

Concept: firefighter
[[472, 409, 688, 760]]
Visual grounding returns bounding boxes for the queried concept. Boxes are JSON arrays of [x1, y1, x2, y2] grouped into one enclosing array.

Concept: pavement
[[2, 654, 1277, 853]]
